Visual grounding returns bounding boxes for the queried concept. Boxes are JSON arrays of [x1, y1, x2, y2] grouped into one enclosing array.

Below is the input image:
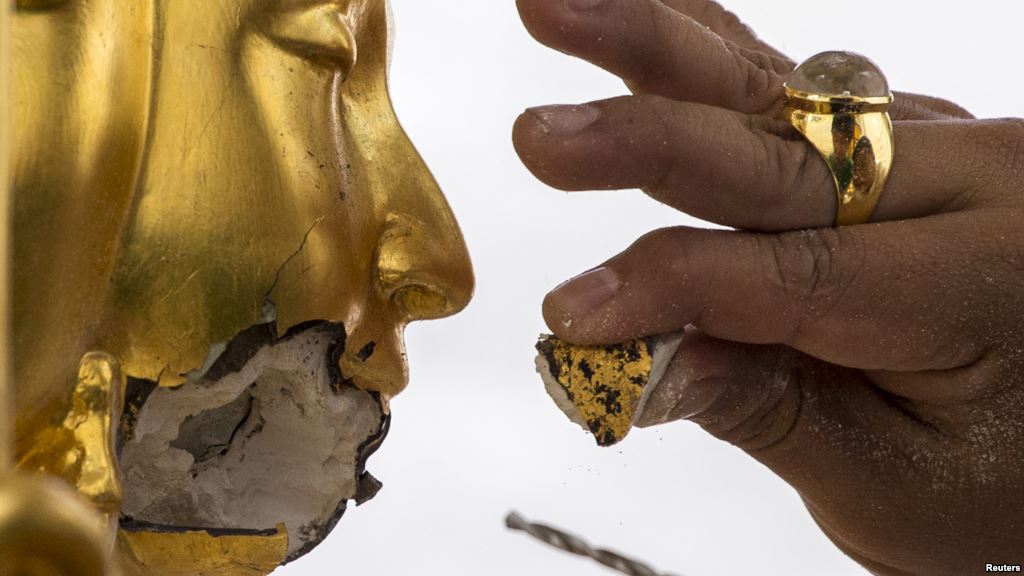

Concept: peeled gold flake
[[535, 334, 682, 447]]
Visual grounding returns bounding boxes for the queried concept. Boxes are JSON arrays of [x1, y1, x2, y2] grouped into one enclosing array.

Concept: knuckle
[[626, 4, 673, 91], [697, 0, 734, 26], [626, 227, 693, 275], [748, 135, 830, 230], [739, 61, 778, 111], [631, 226, 684, 254], [761, 229, 860, 336], [741, 117, 835, 230], [791, 141, 834, 199], [737, 46, 790, 76], [748, 142, 789, 228], [699, 0, 758, 46]]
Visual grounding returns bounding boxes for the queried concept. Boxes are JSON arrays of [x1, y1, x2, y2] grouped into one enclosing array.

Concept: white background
[[280, 1, 1024, 575]]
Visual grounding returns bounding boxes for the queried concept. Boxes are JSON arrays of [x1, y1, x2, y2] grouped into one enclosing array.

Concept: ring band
[[783, 52, 895, 227]]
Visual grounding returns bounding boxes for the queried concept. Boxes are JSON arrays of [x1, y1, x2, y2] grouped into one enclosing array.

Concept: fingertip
[[517, 0, 618, 56], [541, 290, 572, 338], [511, 109, 545, 160], [512, 109, 558, 188], [515, 0, 571, 47], [514, 103, 607, 191], [512, 108, 557, 186]]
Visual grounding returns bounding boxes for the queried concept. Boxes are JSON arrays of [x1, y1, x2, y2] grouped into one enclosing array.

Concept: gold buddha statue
[[1, 0, 473, 573]]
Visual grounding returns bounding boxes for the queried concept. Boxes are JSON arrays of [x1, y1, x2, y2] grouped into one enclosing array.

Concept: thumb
[[637, 329, 806, 452], [637, 330, 939, 562]]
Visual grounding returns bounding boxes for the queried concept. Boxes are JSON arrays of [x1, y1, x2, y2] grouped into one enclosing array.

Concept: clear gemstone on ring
[[787, 51, 890, 98]]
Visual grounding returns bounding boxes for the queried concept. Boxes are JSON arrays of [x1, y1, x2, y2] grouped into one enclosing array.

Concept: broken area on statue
[[117, 320, 388, 562]]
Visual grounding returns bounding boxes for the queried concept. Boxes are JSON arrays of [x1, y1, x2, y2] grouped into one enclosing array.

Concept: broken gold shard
[[536, 334, 683, 447], [535, 336, 650, 447], [17, 353, 125, 539], [118, 323, 388, 564], [116, 523, 288, 576]]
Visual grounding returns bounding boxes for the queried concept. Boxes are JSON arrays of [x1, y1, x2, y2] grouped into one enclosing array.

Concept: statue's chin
[[117, 322, 389, 562]]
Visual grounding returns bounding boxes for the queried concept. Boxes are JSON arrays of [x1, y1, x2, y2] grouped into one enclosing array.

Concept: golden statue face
[[109, 0, 473, 395], [11, 0, 473, 570]]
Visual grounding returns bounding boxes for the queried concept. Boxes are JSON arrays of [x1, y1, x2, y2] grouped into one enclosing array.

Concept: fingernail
[[566, 0, 607, 10], [635, 331, 734, 427], [636, 377, 729, 428], [638, 376, 726, 427], [669, 377, 729, 423], [526, 104, 600, 137], [547, 267, 621, 326]]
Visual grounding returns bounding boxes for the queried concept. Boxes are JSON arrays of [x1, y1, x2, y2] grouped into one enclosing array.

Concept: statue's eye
[[259, 2, 356, 74]]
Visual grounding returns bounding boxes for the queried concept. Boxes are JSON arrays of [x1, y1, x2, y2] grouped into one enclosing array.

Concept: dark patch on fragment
[[118, 377, 159, 454], [169, 388, 256, 468], [577, 358, 594, 380], [356, 341, 376, 362], [592, 383, 623, 416], [287, 499, 348, 563], [203, 322, 277, 382]]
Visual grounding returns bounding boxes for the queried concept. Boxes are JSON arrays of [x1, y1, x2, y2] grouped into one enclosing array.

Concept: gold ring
[[783, 51, 895, 226]]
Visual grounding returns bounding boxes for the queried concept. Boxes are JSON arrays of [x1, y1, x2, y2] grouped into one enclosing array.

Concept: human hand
[[513, 0, 1024, 573]]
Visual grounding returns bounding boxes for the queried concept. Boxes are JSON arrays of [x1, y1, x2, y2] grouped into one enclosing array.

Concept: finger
[[514, 96, 992, 231], [543, 213, 1018, 373], [516, 0, 783, 114], [516, 0, 974, 122], [641, 1, 976, 122], [635, 330, 953, 574], [655, 0, 793, 65]]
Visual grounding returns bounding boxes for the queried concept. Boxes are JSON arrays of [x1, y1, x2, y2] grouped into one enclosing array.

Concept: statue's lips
[[117, 322, 390, 564]]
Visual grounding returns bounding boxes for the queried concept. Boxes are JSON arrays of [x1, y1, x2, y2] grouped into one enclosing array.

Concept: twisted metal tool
[[505, 511, 684, 576]]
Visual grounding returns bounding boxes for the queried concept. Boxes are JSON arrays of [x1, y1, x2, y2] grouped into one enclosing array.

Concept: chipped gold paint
[[117, 525, 288, 576], [10, 0, 473, 573], [538, 337, 654, 447], [18, 353, 125, 541]]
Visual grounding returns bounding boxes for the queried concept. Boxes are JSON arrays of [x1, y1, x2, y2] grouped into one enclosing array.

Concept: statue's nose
[[375, 212, 474, 323], [339, 181, 474, 399]]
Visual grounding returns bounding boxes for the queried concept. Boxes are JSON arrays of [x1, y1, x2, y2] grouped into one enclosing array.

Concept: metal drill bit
[[505, 511, 684, 576]]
